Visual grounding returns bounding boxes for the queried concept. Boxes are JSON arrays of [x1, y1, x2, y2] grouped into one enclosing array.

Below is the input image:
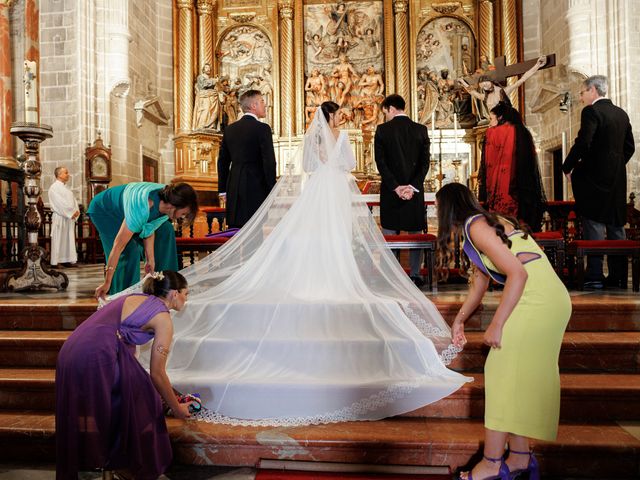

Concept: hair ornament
[[151, 271, 164, 281]]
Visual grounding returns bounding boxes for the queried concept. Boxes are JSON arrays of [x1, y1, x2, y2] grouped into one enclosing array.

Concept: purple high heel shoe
[[507, 449, 539, 480], [462, 454, 510, 480]]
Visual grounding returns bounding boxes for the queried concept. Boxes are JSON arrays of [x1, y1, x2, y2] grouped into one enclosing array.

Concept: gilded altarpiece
[[172, 0, 522, 202]]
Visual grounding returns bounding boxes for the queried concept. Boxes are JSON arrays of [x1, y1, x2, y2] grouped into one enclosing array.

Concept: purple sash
[[462, 214, 507, 284]]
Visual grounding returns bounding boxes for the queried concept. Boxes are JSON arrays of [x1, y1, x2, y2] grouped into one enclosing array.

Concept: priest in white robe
[[48, 167, 79, 266]]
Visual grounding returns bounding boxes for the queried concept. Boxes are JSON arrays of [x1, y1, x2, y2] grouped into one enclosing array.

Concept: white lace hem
[[192, 381, 419, 427]]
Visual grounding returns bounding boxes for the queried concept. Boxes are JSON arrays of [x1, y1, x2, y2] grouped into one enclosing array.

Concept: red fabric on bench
[[176, 236, 229, 245], [383, 233, 437, 242], [532, 231, 563, 240], [569, 240, 640, 249]]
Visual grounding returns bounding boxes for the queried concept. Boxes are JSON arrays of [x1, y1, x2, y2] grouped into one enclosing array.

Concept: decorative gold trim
[[278, 1, 294, 137], [383, 0, 395, 95], [294, 0, 304, 135], [432, 2, 462, 15], [501, 0, 519, 109], [478, 0, 495, 64], [229, 12, 256, 23], [177, 3, 194, 133], [393, 1, 410, 109]]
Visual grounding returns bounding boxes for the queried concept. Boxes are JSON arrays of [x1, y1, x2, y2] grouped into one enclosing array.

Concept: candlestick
[[431, 112, 435, 132], [24, 60, 38, 123]]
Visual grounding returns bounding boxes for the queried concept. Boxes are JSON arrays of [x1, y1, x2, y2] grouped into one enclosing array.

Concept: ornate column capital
[[196, 0, 214, 15], [0, 1, 14, 7], [176, 0, 194, 10], [393, 0, 408, 14], [278, 0, 294, 19]]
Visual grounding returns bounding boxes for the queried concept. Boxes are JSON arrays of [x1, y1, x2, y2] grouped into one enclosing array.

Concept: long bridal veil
[[135, 110, 470, 426]]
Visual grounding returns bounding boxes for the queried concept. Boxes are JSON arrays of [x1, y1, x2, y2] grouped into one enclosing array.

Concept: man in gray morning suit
[[563, 75, 635, 289]]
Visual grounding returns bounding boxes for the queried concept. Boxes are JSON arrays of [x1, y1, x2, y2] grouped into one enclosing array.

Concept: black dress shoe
[[410, 276, 425, 288], [583, 280, 604, 290]]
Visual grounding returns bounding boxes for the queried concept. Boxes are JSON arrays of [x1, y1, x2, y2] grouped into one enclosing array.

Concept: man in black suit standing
[[563, 75, 635, 288], [218, 89, 277, 228], [374, 94, 430, 287]]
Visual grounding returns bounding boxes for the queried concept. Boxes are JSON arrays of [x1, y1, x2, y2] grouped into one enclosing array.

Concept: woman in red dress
[[478, 102, 546, 231]]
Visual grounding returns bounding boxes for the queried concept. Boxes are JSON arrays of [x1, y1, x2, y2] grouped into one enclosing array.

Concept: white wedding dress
[[133, 111, 470, 426]]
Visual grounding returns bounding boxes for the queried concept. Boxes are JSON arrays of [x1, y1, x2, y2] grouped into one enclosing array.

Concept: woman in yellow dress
[[436, 183, 571, 480]]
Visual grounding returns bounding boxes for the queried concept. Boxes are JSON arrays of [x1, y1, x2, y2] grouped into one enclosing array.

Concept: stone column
[[196, 0, 215, 74], [393, 0, 410, 110], [501, 0, 519, 109], [478, 0, 496, 65], [176, 0, 194, 133], [0, 0, 16, 168], [278, 0, 294, 137]]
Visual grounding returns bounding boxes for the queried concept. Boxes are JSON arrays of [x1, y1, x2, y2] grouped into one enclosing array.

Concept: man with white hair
[[563, 75, 635, 289], [48, 167, 79, 267]]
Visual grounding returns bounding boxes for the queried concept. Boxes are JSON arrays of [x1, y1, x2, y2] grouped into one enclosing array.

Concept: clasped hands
[[394, 185, 416, 201]]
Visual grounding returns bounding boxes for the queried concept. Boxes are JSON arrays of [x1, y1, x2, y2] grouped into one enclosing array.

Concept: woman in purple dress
[[56, 271, 192, 480]]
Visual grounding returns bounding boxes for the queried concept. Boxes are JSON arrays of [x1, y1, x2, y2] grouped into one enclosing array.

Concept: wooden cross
[[462, 53, 556, 86]]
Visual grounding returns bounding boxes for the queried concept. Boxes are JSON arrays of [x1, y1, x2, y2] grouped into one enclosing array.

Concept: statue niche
[[217, 26, 275, 127], [303, 1, 385, 131], [416, 16, 476, 129]]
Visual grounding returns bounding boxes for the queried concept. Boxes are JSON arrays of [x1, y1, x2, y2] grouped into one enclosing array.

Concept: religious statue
[[192, 63, 221, 131], [458, 55, 547, 114], [359, 66, 384, 100], [332, 54, 359, 106], [305, 68, 329, 106]]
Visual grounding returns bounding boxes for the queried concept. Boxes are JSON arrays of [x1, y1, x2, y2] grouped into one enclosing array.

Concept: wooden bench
[[532, 231, 565, 276], [566, 240, 640, 291], [383, 233, 437, 291], [176, 236, 230, 269]]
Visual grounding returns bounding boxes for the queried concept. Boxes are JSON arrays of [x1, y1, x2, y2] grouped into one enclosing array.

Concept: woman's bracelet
[[105, 265, 115, 273]]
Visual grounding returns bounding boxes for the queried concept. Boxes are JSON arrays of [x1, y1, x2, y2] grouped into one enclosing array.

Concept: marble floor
[[0, 465, 256, 480], [0, 263, 638, 303]]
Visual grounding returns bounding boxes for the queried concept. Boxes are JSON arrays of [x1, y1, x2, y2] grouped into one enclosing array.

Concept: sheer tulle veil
[[116, 109, 469, 426]]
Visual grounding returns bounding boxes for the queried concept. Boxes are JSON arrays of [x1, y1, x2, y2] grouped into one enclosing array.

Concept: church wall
[[523, 0, 640, 202], [33, 0, 174, 206], [38, 0, 82, 204]]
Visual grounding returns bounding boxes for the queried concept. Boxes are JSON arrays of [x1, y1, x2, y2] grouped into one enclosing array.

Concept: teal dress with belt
[[87, 182, 178, 294]]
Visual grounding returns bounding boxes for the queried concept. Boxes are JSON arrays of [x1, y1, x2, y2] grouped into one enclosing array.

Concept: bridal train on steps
[[129, 110, 471, 426]]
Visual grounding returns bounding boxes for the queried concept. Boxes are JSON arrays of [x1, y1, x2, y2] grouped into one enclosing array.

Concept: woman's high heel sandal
[[462, 454, 510, 480], [507, 449, 539, 480]]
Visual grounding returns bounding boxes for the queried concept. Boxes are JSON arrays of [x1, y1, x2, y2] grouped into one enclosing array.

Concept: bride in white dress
[[137, 101, 470, 426]]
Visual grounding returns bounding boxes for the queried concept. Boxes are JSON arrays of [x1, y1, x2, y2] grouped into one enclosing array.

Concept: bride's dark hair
[[320, 101, 340, 121]]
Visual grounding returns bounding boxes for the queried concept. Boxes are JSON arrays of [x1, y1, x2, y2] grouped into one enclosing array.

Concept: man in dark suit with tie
[[563, 75, 635, 288], [218, 89, 277, 228], [374, 94, 430, 287]]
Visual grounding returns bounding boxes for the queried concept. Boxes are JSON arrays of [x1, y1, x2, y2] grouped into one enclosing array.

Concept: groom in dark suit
[[218, 89, 277, 228], [374, 94, 430, 287], [563, 75, 635, 288]]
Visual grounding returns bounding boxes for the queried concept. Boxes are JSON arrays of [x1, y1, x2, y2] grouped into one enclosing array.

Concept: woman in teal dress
[[88, 182, 198, 298], [436, 183, 571, 480]]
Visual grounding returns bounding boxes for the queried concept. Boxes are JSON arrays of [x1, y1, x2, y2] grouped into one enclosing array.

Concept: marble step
[[1, 368, 639, 422], [3, 296, 640, 331], [0, 330, 637, 374], [0, 412, 637, 478]]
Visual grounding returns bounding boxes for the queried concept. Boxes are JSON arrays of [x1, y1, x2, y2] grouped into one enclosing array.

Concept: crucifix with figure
[[459, 53, 556, 112]]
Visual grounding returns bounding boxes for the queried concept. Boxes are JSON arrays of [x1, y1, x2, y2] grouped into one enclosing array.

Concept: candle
[[24, 60, 38, 123], [453, 113, 458, 157], [431, 112, 435, 132], [288, 136, 293, 161]]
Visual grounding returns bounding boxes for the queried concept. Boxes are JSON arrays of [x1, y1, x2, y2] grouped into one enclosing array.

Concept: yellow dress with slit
[[463, 214, 571, 441]]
